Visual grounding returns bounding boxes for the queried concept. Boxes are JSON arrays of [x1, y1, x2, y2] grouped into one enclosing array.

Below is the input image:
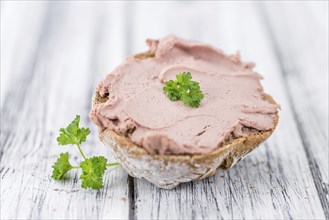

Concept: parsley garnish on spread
[[52, 115, 119, 190], [163, 72, 204, 107]]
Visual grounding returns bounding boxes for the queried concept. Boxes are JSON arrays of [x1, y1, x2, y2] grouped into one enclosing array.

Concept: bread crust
[[92, 52, 279, 189]]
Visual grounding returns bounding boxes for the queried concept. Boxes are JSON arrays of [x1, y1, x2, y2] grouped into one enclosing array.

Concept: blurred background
[[1, 1, 328, 219]]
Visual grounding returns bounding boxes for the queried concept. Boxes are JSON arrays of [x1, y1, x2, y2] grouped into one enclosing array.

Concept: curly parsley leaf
[[51, 152, 73, 180], [163, 80, 182, 101], [181, 80, 204, 107], [163, 72, 204, 107], [52, 115, 119, 190], [57, 115, 90, 145], [80, 156, 108, 190]]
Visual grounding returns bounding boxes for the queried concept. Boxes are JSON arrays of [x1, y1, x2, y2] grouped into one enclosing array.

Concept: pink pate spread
[[90, 36, 279, 155]]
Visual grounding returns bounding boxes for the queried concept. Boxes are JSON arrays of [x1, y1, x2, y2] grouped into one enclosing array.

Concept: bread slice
[[92, 52, 279, 189]]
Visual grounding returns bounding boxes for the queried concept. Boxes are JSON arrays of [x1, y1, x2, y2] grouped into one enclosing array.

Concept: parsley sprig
[[52, 115, 119, 190], [163, 72, 204, 107]]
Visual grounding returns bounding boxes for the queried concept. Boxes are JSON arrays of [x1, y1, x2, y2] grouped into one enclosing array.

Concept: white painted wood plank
[[261, 2, 328, 218], [1, 2, 130, 219], [130, 2, 326, 219], [0, 2, 47, 106]]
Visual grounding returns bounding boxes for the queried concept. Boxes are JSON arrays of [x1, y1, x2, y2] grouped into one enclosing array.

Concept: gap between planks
[[258, 3, 329, 219]]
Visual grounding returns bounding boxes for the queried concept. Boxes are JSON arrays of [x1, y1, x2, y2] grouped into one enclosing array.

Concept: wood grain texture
[[1, 2, 130, 219], [261, 2, 329, 218], [1, 1, 328, 219]]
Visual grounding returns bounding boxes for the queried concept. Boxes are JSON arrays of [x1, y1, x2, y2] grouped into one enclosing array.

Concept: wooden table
[[1, 1, 328, 219]]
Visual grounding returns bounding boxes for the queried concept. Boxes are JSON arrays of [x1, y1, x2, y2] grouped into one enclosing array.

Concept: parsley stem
[[76, 143, 87, 160], [71, 166, 80, 169], [107, 162, 120, 167]]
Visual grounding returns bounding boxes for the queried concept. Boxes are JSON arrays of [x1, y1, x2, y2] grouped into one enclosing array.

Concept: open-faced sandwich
[[90, 36, 279, 189]]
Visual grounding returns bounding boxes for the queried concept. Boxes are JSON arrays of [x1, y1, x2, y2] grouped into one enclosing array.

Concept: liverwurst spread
[[90, 36, 279, 155]]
